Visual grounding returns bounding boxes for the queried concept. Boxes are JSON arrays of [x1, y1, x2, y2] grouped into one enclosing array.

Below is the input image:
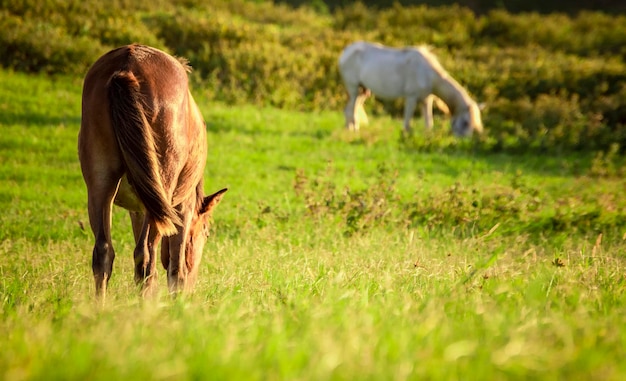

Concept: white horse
[[339, 41, 483, 136]]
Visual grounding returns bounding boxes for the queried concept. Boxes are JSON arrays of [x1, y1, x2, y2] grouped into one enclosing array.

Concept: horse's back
[[82, 44, 191, 123], [340, 41, 431, 99]]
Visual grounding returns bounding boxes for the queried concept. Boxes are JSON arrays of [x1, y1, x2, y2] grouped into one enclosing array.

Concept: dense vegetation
[[1, 0, 626, 153], [279, 0, 626, 14]]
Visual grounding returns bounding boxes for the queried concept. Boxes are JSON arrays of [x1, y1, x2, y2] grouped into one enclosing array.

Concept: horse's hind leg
[[130, 211, 161, 297], [87, 177, 121, 300], [343, 85, 360, 131]]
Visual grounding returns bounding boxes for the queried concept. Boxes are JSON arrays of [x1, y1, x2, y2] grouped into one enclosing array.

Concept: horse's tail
[[107, 70, 180, 236]]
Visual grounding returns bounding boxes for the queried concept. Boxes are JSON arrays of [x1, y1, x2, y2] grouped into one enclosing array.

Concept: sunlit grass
[[1, 70, 625, 380]]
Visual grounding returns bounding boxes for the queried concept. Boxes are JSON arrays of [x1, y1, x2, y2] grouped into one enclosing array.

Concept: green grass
[[1, 69, 625, 380]]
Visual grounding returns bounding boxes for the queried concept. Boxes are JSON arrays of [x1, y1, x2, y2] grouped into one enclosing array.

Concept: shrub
[[0, 11, 103, 74], [2, 0, 626, 153], [293, 162, 626, 238]]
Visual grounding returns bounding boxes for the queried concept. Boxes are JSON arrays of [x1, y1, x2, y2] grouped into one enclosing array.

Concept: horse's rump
[[107, 68, 180, 235]]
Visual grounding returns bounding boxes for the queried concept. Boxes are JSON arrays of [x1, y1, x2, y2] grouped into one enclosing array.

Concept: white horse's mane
[[412, 45, 447, 75], [413, 46, 472, 98]]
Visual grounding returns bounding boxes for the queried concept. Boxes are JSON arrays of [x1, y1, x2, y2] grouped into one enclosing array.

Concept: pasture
[[1, 64, 626, 380]]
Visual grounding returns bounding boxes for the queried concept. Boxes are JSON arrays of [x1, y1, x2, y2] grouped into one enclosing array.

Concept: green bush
[[0, 0, 163, 74], [293, 162, 626, 238], [0, 11, 102, 74], [2, 0, 626, 153], [478, 10, 626, 58]]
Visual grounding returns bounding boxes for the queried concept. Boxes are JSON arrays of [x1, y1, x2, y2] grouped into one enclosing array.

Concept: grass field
[[1, 68, 625, 380]]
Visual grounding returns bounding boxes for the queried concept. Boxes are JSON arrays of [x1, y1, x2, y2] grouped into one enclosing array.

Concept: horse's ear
[[200, 188, 228, 215], [478, 102, 487, 111]]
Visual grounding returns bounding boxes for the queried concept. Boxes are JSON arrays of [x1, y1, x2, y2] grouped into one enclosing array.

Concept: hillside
[[2, 0, 626, 151]]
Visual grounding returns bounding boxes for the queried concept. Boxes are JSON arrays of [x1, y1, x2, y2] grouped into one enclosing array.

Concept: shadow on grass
[[0, 109, 80, 128], [397, 131, 596, 178]]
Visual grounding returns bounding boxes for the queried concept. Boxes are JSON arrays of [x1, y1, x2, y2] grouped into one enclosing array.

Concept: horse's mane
[[128, 44, 193, 73], [413, 45, 476, 111], [412, 45, 449, 78], [469, 102, 484, 133], [177, 57, 192, 73]]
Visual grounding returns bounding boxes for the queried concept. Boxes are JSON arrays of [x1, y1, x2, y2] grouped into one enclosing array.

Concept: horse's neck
[[431, 75, 471, 115]]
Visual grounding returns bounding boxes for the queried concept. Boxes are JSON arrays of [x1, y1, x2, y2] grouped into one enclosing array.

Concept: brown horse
[[78, 44, 227, 299]]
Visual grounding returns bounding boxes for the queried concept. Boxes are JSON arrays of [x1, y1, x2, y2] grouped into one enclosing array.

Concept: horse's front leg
[[165, 206, 194, 294], [165, 231, 188, 294], [403, 95, 420, 134], [131, 212, 161, 297], [422, 95, 434, 130]]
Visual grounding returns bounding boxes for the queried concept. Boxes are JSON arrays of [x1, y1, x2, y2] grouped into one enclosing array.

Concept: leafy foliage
[[2, 0, 626, 152], [292, 161, 626, 239]]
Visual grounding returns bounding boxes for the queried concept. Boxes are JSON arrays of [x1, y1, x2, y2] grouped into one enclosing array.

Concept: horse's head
[[161, 188, 227, 286], [186, 188, 228, 273], [451, 102, 483, 137]]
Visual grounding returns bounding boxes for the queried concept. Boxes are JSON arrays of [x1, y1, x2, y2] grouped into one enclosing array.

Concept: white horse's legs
[[345, 86, 370, 131], [403, 96, 420, 134], [355, 88, 370, 128], [423, 95, 434, 130], [344, 92, 358, 131], [423, 95, 450, 131]]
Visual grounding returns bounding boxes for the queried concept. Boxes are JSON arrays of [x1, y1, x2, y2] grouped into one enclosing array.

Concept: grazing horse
[[339, 41, 483, 136], [79, 44, 227, 299]]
